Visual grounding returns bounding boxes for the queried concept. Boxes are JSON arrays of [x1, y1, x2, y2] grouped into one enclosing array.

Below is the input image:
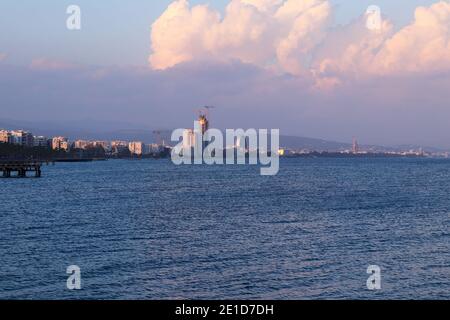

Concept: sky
[[1, 0, 450, 148], [0, 0, 438, 66]]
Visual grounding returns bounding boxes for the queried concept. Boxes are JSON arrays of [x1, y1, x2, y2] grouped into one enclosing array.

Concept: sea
[[0, 158, 449, 299]]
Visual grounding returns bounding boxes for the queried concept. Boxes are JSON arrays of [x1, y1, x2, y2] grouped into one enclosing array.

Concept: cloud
[[275, 0, 331, 75], [30, 58, 77, 71], [374, 1, 450, 74], [314, 1, 450, 78], [0, 53, 7, 62], [309, 13, 394, 88], [3, 1, 450, 148], [2, 56, 450, 148], [149, 0, 332, 74], [150, 0, 450, 83]]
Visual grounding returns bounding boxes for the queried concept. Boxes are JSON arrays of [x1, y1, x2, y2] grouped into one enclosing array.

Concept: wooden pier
[[0, 160, 45, 178]]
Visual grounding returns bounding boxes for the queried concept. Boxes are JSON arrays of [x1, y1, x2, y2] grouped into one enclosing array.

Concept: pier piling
[[0, 160, 44, 178]]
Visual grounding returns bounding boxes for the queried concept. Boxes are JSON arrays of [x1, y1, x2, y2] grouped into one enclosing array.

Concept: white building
[[129, 141, 144, 155], [52, 136, 69, 151], [0, 130, 11, 143]]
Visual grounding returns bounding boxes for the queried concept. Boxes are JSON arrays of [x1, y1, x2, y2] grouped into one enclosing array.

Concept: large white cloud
[[149, 0, 331, 74], [150, 0, 450, 85], [275, 0, 331, 75], [374, 1, 450, 74], [309, 13, 394, 88]]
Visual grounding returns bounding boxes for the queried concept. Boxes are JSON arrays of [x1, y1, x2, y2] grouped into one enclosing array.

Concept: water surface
[[1, 158, 449, 299]]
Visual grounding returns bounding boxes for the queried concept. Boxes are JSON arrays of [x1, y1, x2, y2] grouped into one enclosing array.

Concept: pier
[[0, 160, 45, 178]]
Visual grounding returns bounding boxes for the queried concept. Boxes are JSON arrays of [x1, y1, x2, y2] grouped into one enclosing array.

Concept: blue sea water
[[0, 158, 449, 299]]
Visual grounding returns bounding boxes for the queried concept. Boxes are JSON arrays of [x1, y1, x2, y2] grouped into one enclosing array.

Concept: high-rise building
[[10, 130, 34, 147], [52, 136, 69, 151], [128, 141, 144, 155], [0, 130, 11, 143]]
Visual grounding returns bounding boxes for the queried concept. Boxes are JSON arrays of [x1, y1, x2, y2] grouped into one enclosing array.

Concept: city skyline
[[1, 124, 447, 157], [1, 1, 450, 148]]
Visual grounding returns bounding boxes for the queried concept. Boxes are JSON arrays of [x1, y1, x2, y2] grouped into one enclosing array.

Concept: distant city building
[[33, 136, 48, 147], [198, 113, 209, 150], [147, 143, 163, 154], [198, 114, 209, 135], [10, 130, 34, 147], [92, 141, 110, 150], [74, 140, 90, 149], [60, 141, 69, 151], [111, 141, 129, 154], [52, 136, 69, 151], [128, 141, 144, 155], [111, 141, 128, 148], [352, 137, 359, 154], [73, 140, 109, 151], [0, 130, 11, 143], [183, 129, 196, 150]]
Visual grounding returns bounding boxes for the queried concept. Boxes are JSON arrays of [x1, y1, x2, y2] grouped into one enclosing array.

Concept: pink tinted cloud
[[149, 0, 331, 74], [149, 0, 450, 86], [30, 58, 77, 71]]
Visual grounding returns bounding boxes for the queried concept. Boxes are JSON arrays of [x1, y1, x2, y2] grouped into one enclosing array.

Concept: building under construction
[[198, 114, 209, 135]]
